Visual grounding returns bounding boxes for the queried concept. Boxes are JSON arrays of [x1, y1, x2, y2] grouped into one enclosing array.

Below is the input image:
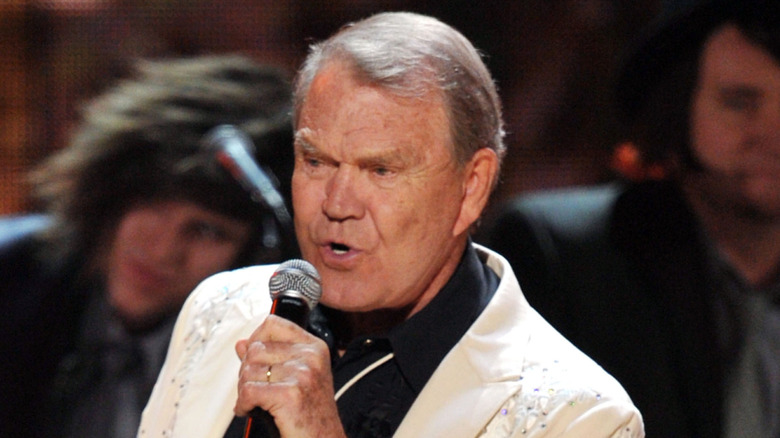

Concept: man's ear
[[453, 147, 499, 236]]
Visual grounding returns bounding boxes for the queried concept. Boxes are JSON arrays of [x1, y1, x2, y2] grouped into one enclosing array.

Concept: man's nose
[[145, 225, 185, 265], [322, 166, 364, 221]]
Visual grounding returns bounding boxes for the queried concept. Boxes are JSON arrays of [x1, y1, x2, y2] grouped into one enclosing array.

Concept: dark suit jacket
[[0, 215, 93, 437], [481, 181, 723, 438]]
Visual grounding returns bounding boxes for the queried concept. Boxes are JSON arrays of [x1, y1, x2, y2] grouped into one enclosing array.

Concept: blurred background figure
[[0, 54, 296, 438], [482, 0, 780, 436]]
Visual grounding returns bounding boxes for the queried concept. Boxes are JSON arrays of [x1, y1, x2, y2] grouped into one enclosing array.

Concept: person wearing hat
[[0, 55, 297, 438], [482, 0, 780, 436]]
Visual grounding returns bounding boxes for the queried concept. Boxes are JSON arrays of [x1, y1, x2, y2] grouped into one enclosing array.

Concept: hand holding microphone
[[235, 260, 345, 438]]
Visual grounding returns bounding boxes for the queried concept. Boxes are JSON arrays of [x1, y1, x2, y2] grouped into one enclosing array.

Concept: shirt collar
[[309, 241, 499, 393]]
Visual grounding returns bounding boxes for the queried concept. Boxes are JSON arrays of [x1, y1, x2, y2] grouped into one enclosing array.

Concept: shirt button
[[363, 339, 374, 347]]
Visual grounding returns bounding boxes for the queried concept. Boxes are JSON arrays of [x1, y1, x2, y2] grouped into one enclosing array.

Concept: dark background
[[0, 0, 661, 219]]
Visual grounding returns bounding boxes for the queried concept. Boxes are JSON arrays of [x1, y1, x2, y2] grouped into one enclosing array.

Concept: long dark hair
[[30, 55, 295, 269]]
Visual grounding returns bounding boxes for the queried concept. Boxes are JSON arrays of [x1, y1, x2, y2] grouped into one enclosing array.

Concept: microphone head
[[269, 259, 322, 310], [203, 124, 255, 153]]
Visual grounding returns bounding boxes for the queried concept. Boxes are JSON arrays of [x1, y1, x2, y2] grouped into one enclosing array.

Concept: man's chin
[[111, 303, 176, 334]]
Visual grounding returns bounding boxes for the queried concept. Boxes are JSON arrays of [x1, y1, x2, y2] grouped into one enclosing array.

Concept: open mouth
[[330, 242, 350, 255]]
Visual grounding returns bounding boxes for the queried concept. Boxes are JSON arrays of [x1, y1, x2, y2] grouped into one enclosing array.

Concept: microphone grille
[[269, 259, 322, 309]]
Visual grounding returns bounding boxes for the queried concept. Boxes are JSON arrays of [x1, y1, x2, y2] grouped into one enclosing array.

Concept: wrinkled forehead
[[300, 61, 456, 157]]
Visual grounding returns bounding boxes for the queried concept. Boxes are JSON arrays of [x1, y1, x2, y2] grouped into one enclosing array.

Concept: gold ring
[[266, 365, 273, 383]]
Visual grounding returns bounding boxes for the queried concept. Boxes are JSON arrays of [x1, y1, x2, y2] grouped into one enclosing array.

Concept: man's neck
[[684, 184, 780, 288], [323, 306, 411, 357]]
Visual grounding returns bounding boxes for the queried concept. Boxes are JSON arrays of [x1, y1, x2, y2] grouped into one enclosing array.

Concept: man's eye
[[373, 166, 390, 176], [307, 157, 322, 167], [723, 97, 757, 112], [189, 222, 227, 240], [720, 89, 760, 113], [300, 154, 325, 169]]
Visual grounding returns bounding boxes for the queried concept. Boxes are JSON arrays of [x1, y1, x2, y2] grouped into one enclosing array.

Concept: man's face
[[105, 200, 252, 328], [689, 24, 780, 218], [292, 62, 473, 316]]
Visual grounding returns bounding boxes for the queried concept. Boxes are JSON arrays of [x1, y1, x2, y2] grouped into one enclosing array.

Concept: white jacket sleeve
[[137, 265, 277, 438]]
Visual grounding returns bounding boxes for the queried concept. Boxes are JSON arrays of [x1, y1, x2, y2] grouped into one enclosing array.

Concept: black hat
[[615, 0, 780, 123]]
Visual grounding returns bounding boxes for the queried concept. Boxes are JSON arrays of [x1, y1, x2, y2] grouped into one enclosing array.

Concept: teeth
[[331, 243, 349, 254]]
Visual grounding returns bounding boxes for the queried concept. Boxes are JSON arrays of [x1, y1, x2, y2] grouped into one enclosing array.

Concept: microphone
[[245, 259, 322, 438], [268, 259, 322, 326], [203, 124, 293, 248]]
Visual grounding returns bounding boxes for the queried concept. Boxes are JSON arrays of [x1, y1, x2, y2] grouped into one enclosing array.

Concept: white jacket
[[138, 244, 644, 437]]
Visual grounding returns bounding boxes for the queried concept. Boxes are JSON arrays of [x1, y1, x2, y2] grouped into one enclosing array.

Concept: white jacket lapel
[[394, 246, 531, 437]]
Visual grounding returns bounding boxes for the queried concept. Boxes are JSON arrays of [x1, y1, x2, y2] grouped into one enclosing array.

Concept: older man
[[139, 12, 643, 438]]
